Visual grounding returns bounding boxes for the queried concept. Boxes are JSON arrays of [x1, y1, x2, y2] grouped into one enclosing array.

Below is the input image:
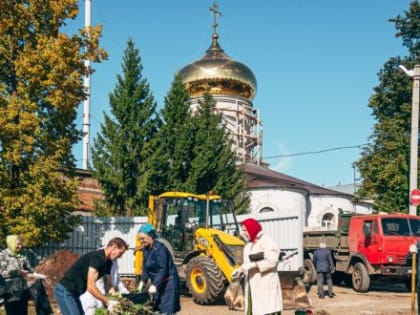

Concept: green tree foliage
[[91, 39, 160, 216], [187, 93, 249, 213], [0, 0, 107, 247], [154, 77, 249, 212], [354, 1, 420, 212], [157, 74, 195, 191]]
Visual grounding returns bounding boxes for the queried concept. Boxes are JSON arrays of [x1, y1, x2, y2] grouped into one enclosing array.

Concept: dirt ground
[[30, 250, 415, 315], [34, 249, 80, 302], [180, 283, 412, 315]]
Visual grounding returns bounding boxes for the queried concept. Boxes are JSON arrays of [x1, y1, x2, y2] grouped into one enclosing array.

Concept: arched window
[[322, 212, 335, 229], [259, 207, 274, 213]]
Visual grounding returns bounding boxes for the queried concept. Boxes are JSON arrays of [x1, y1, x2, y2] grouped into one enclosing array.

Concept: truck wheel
[[303, 259, 317, 284], [185, 256, 225, 304], [352, 262, 370, 292]]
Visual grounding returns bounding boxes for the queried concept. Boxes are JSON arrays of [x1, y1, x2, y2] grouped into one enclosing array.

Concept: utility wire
[[263, 143, 369, 160]]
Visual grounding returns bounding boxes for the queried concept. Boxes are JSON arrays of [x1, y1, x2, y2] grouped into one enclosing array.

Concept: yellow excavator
[[134, 191, 312, 312], [135, 192, 243, 304]]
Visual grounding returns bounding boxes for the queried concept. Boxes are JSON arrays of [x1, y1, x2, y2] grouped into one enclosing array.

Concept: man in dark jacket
[[313, 242, 335, 299]]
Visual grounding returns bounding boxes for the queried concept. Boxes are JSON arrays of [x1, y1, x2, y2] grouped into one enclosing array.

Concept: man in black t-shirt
[[54, 237, 128, 315]]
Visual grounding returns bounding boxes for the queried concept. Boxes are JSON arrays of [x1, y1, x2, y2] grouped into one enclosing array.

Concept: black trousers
[[29, 279, 53, 315], [317, 272, 333, 298], [5, 299, 28, 315]]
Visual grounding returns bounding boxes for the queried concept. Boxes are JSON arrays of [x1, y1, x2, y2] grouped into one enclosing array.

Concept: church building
[[176, 3, 373, 229], [77, 3, 373, 229]]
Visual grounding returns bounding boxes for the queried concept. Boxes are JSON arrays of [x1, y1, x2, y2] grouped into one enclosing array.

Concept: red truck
[[303, 211, 420, 292]]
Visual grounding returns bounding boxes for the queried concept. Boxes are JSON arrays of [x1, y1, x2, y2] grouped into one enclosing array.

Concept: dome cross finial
[[209, 1, 222, 35]]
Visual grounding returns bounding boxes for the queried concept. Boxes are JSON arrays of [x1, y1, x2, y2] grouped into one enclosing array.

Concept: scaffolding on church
[[190, 95, 262, 165]]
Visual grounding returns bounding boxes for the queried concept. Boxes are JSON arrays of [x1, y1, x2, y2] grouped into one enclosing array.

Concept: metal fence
[[32, 210, 303, 276], [32, 216, 147, 276], [236, 210, 303, 271]]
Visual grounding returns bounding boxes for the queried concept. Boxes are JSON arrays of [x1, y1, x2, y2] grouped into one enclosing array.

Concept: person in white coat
[[79, 260, 129, 315], [232, 218, 282, 315]]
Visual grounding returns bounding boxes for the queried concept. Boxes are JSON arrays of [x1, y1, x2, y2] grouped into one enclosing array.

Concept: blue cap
[[138, 223, 155, 235]]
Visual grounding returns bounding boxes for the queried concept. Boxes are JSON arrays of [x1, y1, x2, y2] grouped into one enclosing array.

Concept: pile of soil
[[34, 249, 80, 301]]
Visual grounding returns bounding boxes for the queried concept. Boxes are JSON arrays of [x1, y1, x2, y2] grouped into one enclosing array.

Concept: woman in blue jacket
[[137, 223, 181, 314]]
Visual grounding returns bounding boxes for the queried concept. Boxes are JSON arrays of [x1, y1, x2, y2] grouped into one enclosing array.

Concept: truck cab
[[349, 213, 420, 274], [304, 212, 420, 292]]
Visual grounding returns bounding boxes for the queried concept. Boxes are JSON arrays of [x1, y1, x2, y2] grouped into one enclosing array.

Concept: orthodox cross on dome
[[209, 1, 222, 35]]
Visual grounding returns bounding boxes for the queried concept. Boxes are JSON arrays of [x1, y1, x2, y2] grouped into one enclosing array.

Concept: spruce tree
[[354, 1, 420, 212], [91, 39, 160, 216], [157, 74, 195, 191], [188, 93, 249, 213]]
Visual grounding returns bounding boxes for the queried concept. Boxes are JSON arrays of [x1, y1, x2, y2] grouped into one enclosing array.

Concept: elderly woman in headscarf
[[232, 218, 283, 315], [137, 223, 181, 315], [0, 235, 33, 315]]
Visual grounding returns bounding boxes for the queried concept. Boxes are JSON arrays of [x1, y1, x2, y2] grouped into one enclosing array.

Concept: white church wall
[[354, 203, 374, 214], [248, 189, 306, 214], [248, 188, 374, 230], [308, 196, 373, 229]]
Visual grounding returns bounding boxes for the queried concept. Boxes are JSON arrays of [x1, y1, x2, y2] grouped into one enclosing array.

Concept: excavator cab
[[148, 192, 240, 254]]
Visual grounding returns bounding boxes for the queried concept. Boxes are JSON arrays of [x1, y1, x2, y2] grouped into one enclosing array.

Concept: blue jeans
[[54, 282, 84, 315]]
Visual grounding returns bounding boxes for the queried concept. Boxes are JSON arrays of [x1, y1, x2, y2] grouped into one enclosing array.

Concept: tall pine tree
[[157, 74, 195, 191], [354, 1, 420, 212], [188, 93, 249, 213], [91, 39, 160, 216]]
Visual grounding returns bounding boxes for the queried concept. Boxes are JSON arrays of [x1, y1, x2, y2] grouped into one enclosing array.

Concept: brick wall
[[75, 169, 104, 215]]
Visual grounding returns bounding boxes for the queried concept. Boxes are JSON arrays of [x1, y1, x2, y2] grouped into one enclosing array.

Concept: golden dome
[[178, 33, 257, 100]]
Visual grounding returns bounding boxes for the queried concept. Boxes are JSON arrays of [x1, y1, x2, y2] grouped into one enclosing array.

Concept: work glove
[[148, 284, 157, 294], [232, 262, 256, 279], [137, 281, 144, 292], [107, 300, 119, 313], [108, 287, 119, 297], [231, 268, 243, 279], [119, 284, 130, 294]]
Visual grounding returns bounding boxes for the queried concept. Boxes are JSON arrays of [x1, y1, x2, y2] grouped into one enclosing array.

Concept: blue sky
[[68, 0, 411, 188]]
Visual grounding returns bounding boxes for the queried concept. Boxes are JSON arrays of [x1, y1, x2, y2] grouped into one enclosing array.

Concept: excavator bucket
[[279, 271, 313, 311], [225, 271, 313, 312], [224, 278, 245, 311]]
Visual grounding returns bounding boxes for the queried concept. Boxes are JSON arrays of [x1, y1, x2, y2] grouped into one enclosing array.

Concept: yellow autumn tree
[[0, 0, 107, 247]]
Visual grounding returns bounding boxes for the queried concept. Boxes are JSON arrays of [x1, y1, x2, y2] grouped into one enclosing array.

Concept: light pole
[[82, 0, 92, 170], [399, 64, 420, 215], [409, 243, 418, 315]]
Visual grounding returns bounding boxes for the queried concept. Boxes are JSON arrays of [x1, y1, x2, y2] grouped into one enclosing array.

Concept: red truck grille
[[394, 256, 407, 264]]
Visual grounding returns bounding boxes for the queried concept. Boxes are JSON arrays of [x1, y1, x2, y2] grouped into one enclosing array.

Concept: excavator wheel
[[185, 256, 225, 304]]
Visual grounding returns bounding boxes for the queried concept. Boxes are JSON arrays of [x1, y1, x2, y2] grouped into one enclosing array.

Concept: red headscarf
[[241, 218, 262, 242]]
